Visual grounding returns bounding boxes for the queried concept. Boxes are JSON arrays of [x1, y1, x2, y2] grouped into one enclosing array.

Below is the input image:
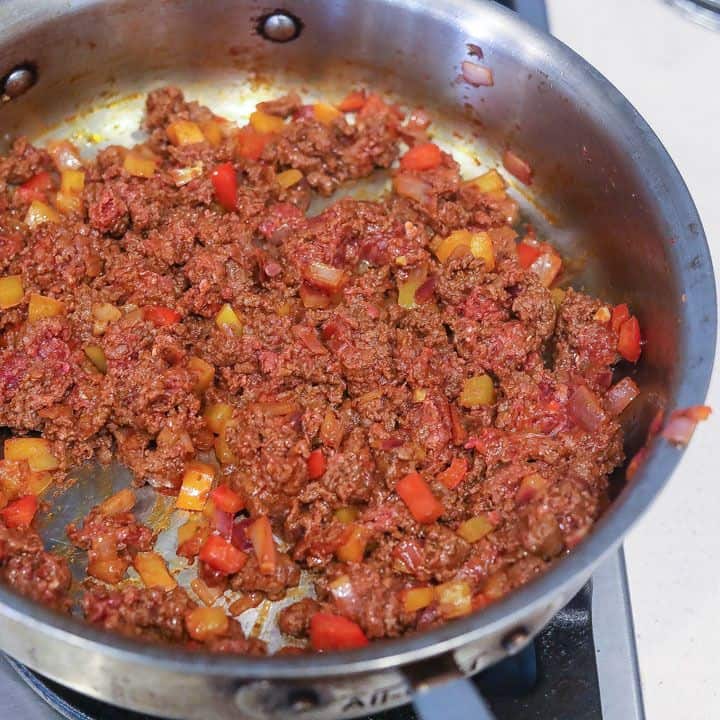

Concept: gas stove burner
[[666, 0, 720, 29], [3, 553, 644, 720]]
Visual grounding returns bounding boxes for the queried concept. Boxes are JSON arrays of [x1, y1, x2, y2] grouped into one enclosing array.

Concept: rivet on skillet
[[501, 627, 529, 654], [257, 10, 303, 42], [2, 64, 37, 101]]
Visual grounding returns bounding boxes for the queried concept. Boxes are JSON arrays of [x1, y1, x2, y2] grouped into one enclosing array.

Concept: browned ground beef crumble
[[0, 86, 636, 653]]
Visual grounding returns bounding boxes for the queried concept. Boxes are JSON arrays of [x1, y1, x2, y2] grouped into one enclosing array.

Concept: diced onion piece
[[470, 231, 495, 270], [299, 283, 331, 309], [25, 199, 59, 229], [0, 495, 38, 529], [177, 515, 209, 558], [228, 593, 263, 616], [250, 110, 285, 134], [190, 577, 224, 607], [413, 388, 427, 403], [47, 140, 82, 171], [276, 168, 303, 189], [24, 471, 52, 497], [661, 405, 712, 446], [550, 287, 566, 307], [98, 488, 136, 516], [134, 552, 176, 591], [214, 420, 239, 464], [60, 169, 85, 195], [334, 506, 359, 524], [188, 356, 215, 392], [605, 377, 640, 416], [170, 163, 204, 186], [313, 102, 342, 126], [204, 403, 233, 434], [396, 472, 444, 524], [437, 457, 468, 490], [397, 265, 427, 310], [402, 586, 434, 613], [309, 612, 368, 651], [166, 120, 205, 146], [459, 374, 495, 408], [212, 507, 234, 538], [185, 606, 229, 641], [84, 344, 107, 373], [435, 580, 472, 619], [594, 306, 611, 323], [247, 515, 277, 575], [175, 461, 216, 511], [336, 524, 367, 563], [392, 173, 433, 205], [458, 514, 494, 542], [435, 230, 473, 263], [466, 169, 506, 193], [123, 151, 156, 178], [4, 438, 59, 472], [28, 293, 65, 322], [516, 472, 548, 505], [530, 249, 562, 288], [461, 60, 494, 87], [215, 303, 243, 334], [88, 557, 129, 584], [253, 401, 300, 417], [569, 385, 606, 431], [93, 302, 121, 322], [320, 408, 344, 448], [502, 149, 533, 185], [303, 262, 346, 292], [0, 275, 24, 309], [199, 120, 224, 147]]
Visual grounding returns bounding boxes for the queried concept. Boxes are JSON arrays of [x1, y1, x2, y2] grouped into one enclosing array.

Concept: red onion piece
[[329, 575, 360, 616], [569, 385, 606, 432], [415, 276, 437, 303], [213, 509, 234, 538], [530, 251, 562, 288], [392, 173, 433, 205], [604, 377, 640, 416], [264, 260, 282, 278], [661, 415, 697, 446], [231, 518, 254, 552], [381, 436, 403, 450], [303, 261, 346, 292], [461, 60, 494, 87], [503, 149, 533, 185], [466, 43, 484, 59]]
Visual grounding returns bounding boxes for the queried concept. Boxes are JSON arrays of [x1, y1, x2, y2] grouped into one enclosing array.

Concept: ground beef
[[0, 86, 638, 653]]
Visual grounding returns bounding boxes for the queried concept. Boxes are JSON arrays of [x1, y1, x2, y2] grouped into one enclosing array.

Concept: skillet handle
[[412, 676, 495, 720]]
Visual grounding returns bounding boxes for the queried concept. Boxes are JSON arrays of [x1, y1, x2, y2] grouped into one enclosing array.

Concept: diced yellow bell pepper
[[215, 303, 243, 334], [199, 120, 223, 148], [60, 169, 85, 195], [397, 266, 427, 310], [435, 230, 473, 263], [457, 514, 494, 543], [276, 168, 303, 189], [24, 471, 52, 496], [190, 577, 224, 607], [412, 388, 427, 403], [84, 344, 107, 373], [123, 151, 156, 178], [313, 102, 342, 126], [335, 525, 367, 562], [550, 288, 566, 307], [188, 356, 215, 392], [435, 580, 472, 619], [25, 200, 60, 229], [466, 168, 506, 193], [175, 461, 216, 511], [214, 420, 238, 465], [177, 514, 208, 549], [249, 110, 285, 134], [99, 488, 136, 516], [469, 231, 495, 270], [4, 438, 60, 472], [0, 275, 24, 309], [203, 402, 233, 434], [459, 374, 495, 408], [334, 506, 359, 524], [55, 192, 82, 215], [403, 586, 434, 613], [185, 605, 229, 640], [28, 293, 65, 322], [134, 551, 177, 591], [166, 120, 205, 146]]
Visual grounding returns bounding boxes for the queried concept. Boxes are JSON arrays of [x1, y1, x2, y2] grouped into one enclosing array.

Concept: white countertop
[[547, 1, 720, 717]]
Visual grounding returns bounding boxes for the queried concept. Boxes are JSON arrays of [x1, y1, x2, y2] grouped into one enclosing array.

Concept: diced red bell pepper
[[16, 172, 54, 204], [516, 241, 542, 269], [1, 495, 38, 528], [399, 142, 443, 171], [309, 612, 369, 651], [307, 448, 326, 479], [211, 484, 245, 514], [618, 316, 641, 363], [143, 305, 181, 327], [211, 162, 237, 212], [236, 126, 270, 161], [338, 90, 366, 113], [396, 472, 444, 524], [437, 457, 468, 489], [198, 534, 248, 574], [610, 303, 630, 334]]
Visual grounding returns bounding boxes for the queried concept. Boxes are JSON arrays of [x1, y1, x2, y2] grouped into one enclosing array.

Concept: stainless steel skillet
[[0, 0, 715, 718]]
